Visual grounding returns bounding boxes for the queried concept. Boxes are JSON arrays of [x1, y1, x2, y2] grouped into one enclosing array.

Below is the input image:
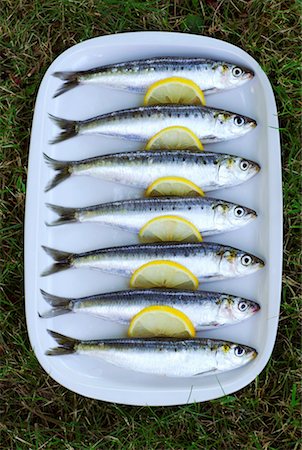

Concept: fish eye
[[234, 206, 245, 217], [232, 67, 243, 77], [240, 160, 249, 171], [234, 116, 245, 126], [234, 346, 245, 357], [241, 254, 253, 266], [238, 301, 247, 311]]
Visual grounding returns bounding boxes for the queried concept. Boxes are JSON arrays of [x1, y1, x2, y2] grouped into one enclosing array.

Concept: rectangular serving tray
[[25, 32, 282, 405]]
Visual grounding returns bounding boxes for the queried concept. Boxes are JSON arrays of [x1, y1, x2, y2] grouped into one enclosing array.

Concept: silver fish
[[49, 105, 256, 144], [46, 330, 257, 377], [40, 289, 260, 330], [46, 197, 257, 237], [41, 242, 264, 280], [52, 57, 254, 97], [44, 151, 260, 192]]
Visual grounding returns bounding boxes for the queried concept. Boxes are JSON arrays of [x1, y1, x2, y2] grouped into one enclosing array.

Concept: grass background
[[1, 0, 301, 448]]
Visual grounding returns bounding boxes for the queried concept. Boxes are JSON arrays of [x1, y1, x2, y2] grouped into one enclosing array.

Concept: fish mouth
[[242, 116, 257, 129], [252, 349, 258, 359], [252, 302, 261, 313], [242, 345, 258, 360], [244, 345, 258, 359], [252, 211, 257, 219], [247, 118, 257, 128], [244, 160, 260, 175], [244, 69, 254, 80], [246, 208, 257, 219], [255, 257, 265, 268]]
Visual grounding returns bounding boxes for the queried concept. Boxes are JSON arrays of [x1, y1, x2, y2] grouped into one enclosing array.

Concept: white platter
[[25, 32, 282, 405]]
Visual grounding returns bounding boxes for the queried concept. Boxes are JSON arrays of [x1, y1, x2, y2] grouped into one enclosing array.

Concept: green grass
[[1, 0, 301, 448]]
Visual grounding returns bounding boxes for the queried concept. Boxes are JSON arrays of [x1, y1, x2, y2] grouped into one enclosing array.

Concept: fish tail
[[52, 71, 79, 98], [43, 153, 72, 191], [46, 203, 79, 226], [39, 289, 73, 318], [41, 246, 74, 277], [49, 114, 79, 144], [46, 329, 79, 355]]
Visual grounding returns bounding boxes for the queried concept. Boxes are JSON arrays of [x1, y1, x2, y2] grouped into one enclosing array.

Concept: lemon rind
[[129, 259, 199, 290], [145, 125, 204, 151], [143, 76, 206, 106], [138, 214, 202, 243], [145, 176, 205, 197], [128, 304, 196, 338]]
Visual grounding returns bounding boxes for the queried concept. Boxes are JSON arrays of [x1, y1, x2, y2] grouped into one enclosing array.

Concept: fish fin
[[41, 246, 74, 277], [194, 368, 217, 376], [202, 135, 217, 142], [46, 347, 75, 355], [42, 245, 72, 261], [39, 289, 73, 317], [46, 203, 79, 226], [52, 71, 79, 98], [43, 154, 72, 191], [39, 309, 71, 319], [41, 262, 71, 277], [46, 329, 79, 355], [49, 114, 79, 144]]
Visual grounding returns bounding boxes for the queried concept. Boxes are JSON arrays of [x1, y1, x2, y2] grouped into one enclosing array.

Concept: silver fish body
[[44, 151, 260, 192], [47, 330, 257, 377], [41, 242, 264, 280], [49, 105, 256, 144], [46, 197, 257, 236], [40, 289, 260, 330], [52, 57, 254, 97]]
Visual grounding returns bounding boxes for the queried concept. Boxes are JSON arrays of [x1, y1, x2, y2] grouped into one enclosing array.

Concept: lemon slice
[[128, 305, 196, 338], [130, 260, 199, 290], [145, 126, 204, 151], [144, 77, 206, 106], [139, 215, 202, 243], [145, 176, 205, 198]]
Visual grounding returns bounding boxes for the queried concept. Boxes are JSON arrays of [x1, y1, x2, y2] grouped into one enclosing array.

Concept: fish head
[[218, 295, 260, 322], [218, 248, 265, 278], [216, 341, 257, 371], [213, 111, 257, 140], [212, 63, 254, 90], [212, 202, 257, 229], [218, 156, 260, 186]]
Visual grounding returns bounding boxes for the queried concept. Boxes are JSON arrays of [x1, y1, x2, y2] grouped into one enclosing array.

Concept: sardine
[[46, 197, 257, 236], [46, 330, 257, 377], [52, 57, 254, 97], [44, 151, 260, 192], [40, 289, 260, 330], [41, 242, 264, 280], [49, 105, 256, 144]]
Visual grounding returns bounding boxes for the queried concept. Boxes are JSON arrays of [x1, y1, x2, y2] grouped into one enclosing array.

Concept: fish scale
[[44, 151, 260, 192], [41, 242, 264, 280], [49, 105, 256, 144], [40, 288, 260, 330], [52, 56, 254, 97], [46, 196, 257, 236], [46, 330, 257, 377]]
